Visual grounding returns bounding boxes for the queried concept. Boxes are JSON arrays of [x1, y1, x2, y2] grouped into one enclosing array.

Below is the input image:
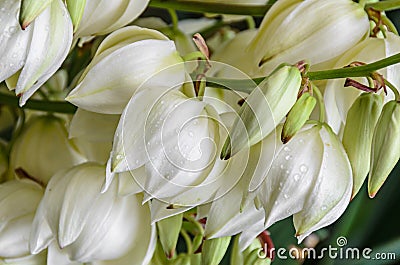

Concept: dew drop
[[188, 131, 194, 137], [293, 174, 301, 181], [300, 164, 308, 173], [116, 154, 123, 160], [135, 160, 140, 165], [280, 164, 285, 169], [321, 205, 327, 211], [284, 147, 291, 152], [274, 201, 278, 206], [284, 194, 290, 199], [285, 155, 292, 161], [299, 138, 304, 143]]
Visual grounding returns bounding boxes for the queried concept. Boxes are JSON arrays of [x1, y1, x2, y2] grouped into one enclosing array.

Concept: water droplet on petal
[[285, 155, 292, 161], [284, 194, 289, 199], [321, 205, 327, 211], [188, 131, 194, 137], [300, 164, 308, 173], [293, 174, 301, 181], [284, 147, 291, 152]]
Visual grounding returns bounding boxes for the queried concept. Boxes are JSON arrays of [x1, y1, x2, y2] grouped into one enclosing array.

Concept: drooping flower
[[342, 93, 383, 197], [368, 100, 400, 198], [248, 0, 369, 76], [0, 0, 73, 106], [0, 179, 43, 260], [30, 162, 156, 264], [106, 87, 243, 209], [66, 26, 186, 114], [254, 123, 352, 242]]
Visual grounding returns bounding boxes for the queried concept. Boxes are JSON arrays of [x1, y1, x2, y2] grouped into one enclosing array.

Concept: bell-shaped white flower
[[30, 162, 156, 264], [107, 87, 243, 208], [0, 179, 43, 259], [324, 32, 400, 134], [248, 0, 369, 75], [0, 0, 72, 106], [74, 0, 150, 38], [66, 26, 185, 114], [255, 123, 352, 242], [9, 115, 86, 185]]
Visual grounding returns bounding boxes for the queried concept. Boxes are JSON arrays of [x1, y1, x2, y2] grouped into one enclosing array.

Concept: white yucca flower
[[66, 26, 185, 114], [30, 162, 156, 264], [0, 0, 72, 106]]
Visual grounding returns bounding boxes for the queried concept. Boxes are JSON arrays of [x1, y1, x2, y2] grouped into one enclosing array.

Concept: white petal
[[69, 108, 120, 142], [258, 124, 324, 228], [0, 0, 32, 82], [16, 0, 73, 106], [293, 125, 352, 242], [66, 40, 184, 114]]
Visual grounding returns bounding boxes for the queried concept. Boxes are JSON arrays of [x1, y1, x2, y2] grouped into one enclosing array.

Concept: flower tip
[[281, 135, 291, 144], [368, 190, 377, 199]]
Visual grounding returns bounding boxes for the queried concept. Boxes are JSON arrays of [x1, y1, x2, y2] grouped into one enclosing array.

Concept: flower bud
[[65, 0, 86, 31], [66, 26, 185, 114], [19, 0, 52, 29], [157, 213, 183, 258], [248, 0, 369, 74], [221, 64, 301, 159], [0, 179, 43, 259], [30, 162, 156, 263], [281, 92, 317, 143], [368, 100, 400, 198], [342, 93, 383, 198], [9, 115, 86, 184], [201, 236, 231, 265]]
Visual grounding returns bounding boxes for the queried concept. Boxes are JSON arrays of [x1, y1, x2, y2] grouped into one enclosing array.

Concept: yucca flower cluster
[[0, 0, 399, 264]]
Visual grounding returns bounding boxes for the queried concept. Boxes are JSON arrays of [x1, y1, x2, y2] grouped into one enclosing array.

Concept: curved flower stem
[[180, 228, 193, 254], [385, 79, 400, 101], [168, 8, 179, 31], [366, 0, 400, 11], [0, 92, 77, 114], [149, 0, 272, 16]]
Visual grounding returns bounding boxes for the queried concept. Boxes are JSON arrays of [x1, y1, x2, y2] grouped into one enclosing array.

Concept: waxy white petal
[[67, 39, 184, 114], [16, 0, 73, 106]]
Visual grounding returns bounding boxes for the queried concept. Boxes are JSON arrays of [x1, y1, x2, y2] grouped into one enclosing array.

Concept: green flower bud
[[221, 64, 301, 159], [65, 0, 86, 32], [19, 0, 53, 29], [157, 213, 183, 258], [201, 236, 231, 265], [342, 93, 383, 198], [281, 92, 317, 143], [368, 100, 400, 198]]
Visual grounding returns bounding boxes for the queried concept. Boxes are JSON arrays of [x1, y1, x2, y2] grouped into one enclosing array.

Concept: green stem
[[245, 16, 256, 30], [180, 228, 193, 254], [149, 0, 272, 16], [366, 0, 400, 11], [168, 8, 179, 31], [385, 79, 400, 101], [184, 214, 205, 236], [0, 92, 77, 114], [307, 52, 400, 80]]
